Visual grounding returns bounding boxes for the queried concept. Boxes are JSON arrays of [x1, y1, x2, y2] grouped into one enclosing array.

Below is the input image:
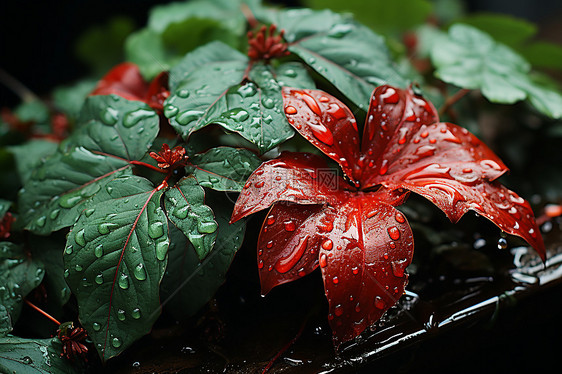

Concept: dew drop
[[300, 93, 322, 116], [352, 266, 359, 275], [334, 304, 344, 317], [320, 254, 328, 268], [198, 220, 218, 234], [380, 88, 399, 104], [374, 296, 385, 310], [173, 205, 189, 219], [308, 122, 334, 145], [391, 259, 408, 277], [92, 322, 101, 331], [176, 89, 190, 98], [84, 208, 95, 217], [95, 274, 104, 285], [123, 109, 155, 128], [266, 241, 273, 249], [258, 260, 264, 269], [100, 107, 119, 125], [74, 229, 86, 247], [387, 226, 400, 240], [112, 337, 122, 348], [255, 181, 265, 188], [332, 276, 339, 284], [163, 104, 179, 117], [156, 240, 169, 261], [94, 244, 104, 258], [98, 222, 118, 235], [131, 308, 141, 319], [395, 212, 405, 223], [118, 274, 129, 289], [284, 106, 297, 115], [49, 209, 60, 219], [117, 309, 126, 321], [59, 194, 82, 209], [379, 159, 389, 175], [266, 215, 276, 225], [134, 263, 147, 281], [284, 220, 296, 232], [74, 264, 83, 272], [148, 222, 164, 239], [322, 239, 333, 251], [497, 237, 508, 250]]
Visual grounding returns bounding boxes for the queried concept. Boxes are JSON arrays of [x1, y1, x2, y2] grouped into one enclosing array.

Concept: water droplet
[[35, 216, 46, 227], [266, 241, 273, 249], [262, 97, 275, 109], [74, 264, 83, 272], [528, 228, 537, 238], [391, 259, 408, 277], [173, 205, 189, 219], [395, 212, 405, 223], [387, 226, 400, 240], [258, 260, 264, 269], [274, 236, 308, 273], [176, 110, 203, 125], [49, 209, 60, 220], [255, 181, 265, 188], [300, 93, 322, 116], [95, 273, 104, 285], [379, 159, 389, 175], [320, 254, 328, 268], [284, 106, 297, 115], [198, 220, 217, 234], [64, 269, 69, 278], [148, 222, 164, 238], [112, 337, 122, 348], [131, 308, 141, 319], [334, 304, 344, 317], [92, 322, 101, 331], [59, 194, 82, 208], [176, 89, 189, 98], [380, 87, 399, 104], [84, 208, 95, 217], [134, 263, 147, 281], [163, 104, 179, 117], [497, 237, 508, 250], [156, 240, 169, 261], [228, 109, 249, 122], [100, 107, 119, 125], [374, 296, 385, 309], [238, 84, 257, 98], [352, 266, 359, 275], [284, 220, 296, 232], [266, 215, 276, 225], [322, 239, 333, 250], [74, 229, 86, 246], [123, 109, 155, 128], [308, 122, 334, 145], [98, 222, 119, 235], [94, 244, 104, 258], [332, 276, 339, 284], [117, 309, 126, 321], [118, 273, 129, 289]]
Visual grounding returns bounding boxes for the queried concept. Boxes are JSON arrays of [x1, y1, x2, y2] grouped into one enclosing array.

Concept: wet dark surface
[[102, 209, 562, 374]]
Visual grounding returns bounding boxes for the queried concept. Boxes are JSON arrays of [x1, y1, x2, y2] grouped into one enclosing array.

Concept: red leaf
[[233, 84, 545, 346], [91, 62, 149, 101], [145, 72, 170, 112], [318, 196, 413, 345], [231, 152, 349, 223], [282, 88, 361, 184], [257, 203, 325, 294]]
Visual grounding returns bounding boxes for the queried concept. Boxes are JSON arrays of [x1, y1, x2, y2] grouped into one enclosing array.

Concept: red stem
[[129, 160, 167, 174], [25, 299, 61, 326], [438, 88, 471, 116], [262, 318, 307, 374], [241, 3, 258, 29]]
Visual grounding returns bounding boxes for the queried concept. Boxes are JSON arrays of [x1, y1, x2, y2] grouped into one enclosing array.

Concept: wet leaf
[[0, 242, 44, 324], [164, 177, 217, 260], [160, 194, 245, 319], [260, 8, 408, 109], [232, 84, 544, 345], [64, 175, 168, 360], [0, 336, 82, 373], [431, 24, 562, 118], [165, 42, 314, 153], [454, 13, 537, 47], [186, 147, 262, 192], [8, 139, 58, 184], [17, 95, 159, 234], [52, 80, 97, 120], [0, 306, 11, 337]]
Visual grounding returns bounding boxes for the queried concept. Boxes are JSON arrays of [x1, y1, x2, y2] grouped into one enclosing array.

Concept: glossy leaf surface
[[18, 95, 159, 234], [0, 337, 82, 374], [160, 194, 246, 319], [164, 177, 217, 260], [0, 242, 44, 323], [260, 8, 408, 109], [186, 147, 262, 192], [165, 42, 315, 153], [431, 24, 562, 118], [64, 176, 168, 360]]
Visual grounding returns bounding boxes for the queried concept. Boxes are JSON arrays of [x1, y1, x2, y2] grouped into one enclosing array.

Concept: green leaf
[[8, 139, 58, 184], [14, 100, 49, 124], [304, 0, 433, 36], [18, 95, 160, 234], [75, 16, 135, 75], [187, 147, 261, 191], [453, 13, 537, 47], [52, 80, 97, 120], [431, 24, 562, 119], [261, 8, 408, 110], [0, 306, 12, 338], [64, 175, 168, 360], [0, 242, 44, 324], [125, 29, 171, 81], [164, 177, 217, 260], [275, 62, 316, 89], [0, 336, 82, 373], [29, 235, 70, 308], [160, 194, 245, 319], [166, 43, 313, 153], [0, 200, 11, 218]]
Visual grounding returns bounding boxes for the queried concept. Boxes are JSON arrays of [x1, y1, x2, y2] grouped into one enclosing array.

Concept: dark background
[[1, 0, 562, 107]]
